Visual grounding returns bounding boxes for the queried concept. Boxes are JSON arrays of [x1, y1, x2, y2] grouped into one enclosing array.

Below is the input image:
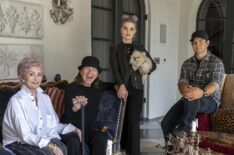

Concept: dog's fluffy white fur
[[129, 50, 152, 81]]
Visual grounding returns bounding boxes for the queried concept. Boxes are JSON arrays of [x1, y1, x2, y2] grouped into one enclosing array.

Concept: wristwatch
[[203, 90, 208, 97]]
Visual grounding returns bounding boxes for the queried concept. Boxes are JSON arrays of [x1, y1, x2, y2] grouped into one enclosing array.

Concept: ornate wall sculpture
[[0, 0, 43, 39], [0, 44, 44, 81], [50, 0, 73, 24]]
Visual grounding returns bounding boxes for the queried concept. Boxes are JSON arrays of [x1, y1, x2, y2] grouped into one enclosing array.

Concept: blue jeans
[[161, 96, 217, 141]]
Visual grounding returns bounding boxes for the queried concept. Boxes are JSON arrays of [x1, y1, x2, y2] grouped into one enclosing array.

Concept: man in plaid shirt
[[161, 30, 225, 141]]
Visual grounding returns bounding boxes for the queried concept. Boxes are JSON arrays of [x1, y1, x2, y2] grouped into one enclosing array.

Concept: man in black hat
[[161, 30, 225, 141], [61, 56, 114, 155]]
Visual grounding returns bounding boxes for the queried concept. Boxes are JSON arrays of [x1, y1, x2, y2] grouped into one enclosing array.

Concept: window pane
[[123, 0, 137, 14], [92, 40, 112, 69], [198, 20, 225, 43], [92, 0, 112, 9], [92, 40, 113, 82], [199, 0, 227, 19], [92, 9, 112, 39], [99, 70, 113, 82]]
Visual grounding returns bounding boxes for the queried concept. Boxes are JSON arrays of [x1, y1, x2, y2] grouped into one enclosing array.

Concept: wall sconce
[[50, 0, 73, 24]]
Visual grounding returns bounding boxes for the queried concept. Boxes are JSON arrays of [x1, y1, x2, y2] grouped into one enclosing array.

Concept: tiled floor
[[140, 117, 165, 155], [121, 117, 165, 155], [140, 116, 164, 139]]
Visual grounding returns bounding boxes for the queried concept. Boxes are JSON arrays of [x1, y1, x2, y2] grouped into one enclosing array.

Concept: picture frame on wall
[[0, 0, 44, 39]]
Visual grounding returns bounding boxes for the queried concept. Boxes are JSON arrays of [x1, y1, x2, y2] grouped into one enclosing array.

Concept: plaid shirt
[[179, 51, 225, 106]]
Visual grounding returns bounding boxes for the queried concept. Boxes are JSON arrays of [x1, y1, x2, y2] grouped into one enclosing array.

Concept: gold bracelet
[[47, 142, 56, 151]]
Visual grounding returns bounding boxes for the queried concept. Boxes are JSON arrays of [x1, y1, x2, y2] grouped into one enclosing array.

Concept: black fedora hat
[[190, 30, 209, 42], [78, 56, 102, 73]]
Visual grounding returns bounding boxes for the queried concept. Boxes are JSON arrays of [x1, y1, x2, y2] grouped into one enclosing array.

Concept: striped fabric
[[45, 87, 65, 118]]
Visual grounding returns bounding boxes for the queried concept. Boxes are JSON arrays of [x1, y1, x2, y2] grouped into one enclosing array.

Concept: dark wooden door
[[91, 0, 145, 81]]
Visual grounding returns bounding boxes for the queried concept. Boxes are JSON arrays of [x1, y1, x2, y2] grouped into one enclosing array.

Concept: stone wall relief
[[0, 44, 44, 81], [0, 0, 43, 39]]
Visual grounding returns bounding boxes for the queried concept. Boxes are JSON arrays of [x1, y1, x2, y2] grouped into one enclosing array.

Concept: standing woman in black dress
[[109, 15, 156, 155]]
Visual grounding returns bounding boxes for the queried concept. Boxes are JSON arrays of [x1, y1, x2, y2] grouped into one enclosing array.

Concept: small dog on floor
[[130, 50, 152, 81]]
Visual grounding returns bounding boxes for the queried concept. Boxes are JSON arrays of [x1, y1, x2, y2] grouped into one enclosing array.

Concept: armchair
[[47, 87, 126, 154], [196, 74, 234, 133], [210, 74, 234, 133]]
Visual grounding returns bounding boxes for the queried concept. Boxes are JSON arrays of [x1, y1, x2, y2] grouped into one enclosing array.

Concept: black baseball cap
[[190, 30, 209, 42]]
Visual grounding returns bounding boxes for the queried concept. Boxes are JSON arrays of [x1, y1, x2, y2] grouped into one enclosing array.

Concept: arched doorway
[[197, 0, 234, 73]]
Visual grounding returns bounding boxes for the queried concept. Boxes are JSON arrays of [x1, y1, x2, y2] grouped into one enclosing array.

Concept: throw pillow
[[45, 87, 65, 118]]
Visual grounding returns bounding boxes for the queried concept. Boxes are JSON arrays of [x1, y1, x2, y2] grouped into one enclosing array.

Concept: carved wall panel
[[0, 0, 43, 39], [0, 44, 44, 81]]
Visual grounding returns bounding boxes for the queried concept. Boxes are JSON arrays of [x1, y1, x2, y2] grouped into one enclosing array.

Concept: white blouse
[[2, 85, 76, 148]]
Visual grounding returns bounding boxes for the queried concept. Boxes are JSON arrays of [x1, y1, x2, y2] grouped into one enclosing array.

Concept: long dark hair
[[74, 72, 100, 88]]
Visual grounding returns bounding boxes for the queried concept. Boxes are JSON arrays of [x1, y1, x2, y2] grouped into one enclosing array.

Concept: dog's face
[[130, 51, 146, 66]]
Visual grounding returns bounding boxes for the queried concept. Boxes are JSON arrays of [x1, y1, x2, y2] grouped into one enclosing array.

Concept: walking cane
[[81, 106, 85, 155], [113, 99, 126, 154]]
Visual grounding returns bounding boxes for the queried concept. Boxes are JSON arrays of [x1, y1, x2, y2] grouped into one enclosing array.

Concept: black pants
[[85, 128, 107, 155], [121, 88, 143, 155], [60, 132, 81, 155], [61, 129, 106, 155], [161, 96, 217, 141]]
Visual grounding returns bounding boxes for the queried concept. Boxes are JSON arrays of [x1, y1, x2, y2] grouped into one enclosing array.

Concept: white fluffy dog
[[130, 50, 152, 81]]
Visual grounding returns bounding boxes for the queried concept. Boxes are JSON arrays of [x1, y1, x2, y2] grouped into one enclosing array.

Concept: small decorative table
[[166, 131, 234, 154]]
